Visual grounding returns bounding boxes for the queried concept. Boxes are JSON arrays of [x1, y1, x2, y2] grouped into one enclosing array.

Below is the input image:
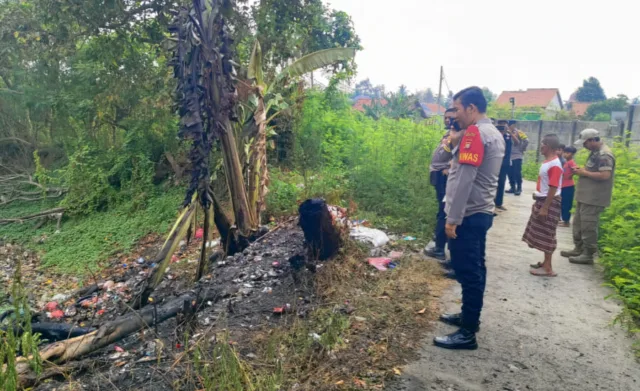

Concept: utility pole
[[509, 97, 516, 119], [436, 66, 443, 115]]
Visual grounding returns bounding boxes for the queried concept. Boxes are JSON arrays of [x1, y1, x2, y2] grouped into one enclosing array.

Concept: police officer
[[433, 86, 505, 350], [494, 120, 512, 211], [560, 129, 615, 264], [424, 108, 456, 261]]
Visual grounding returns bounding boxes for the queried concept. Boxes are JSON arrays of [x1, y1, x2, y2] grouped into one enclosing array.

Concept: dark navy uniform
[[494, 131, 512, 208], [429, 132, 452, 252]]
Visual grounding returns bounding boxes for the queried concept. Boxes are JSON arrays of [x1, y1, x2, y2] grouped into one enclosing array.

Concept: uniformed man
[[433, 86, 505, 350], [506, 120, 528, 195], [560, 129, 615, 265], [424, 108, 456, 261], [494, 120, 512, 211]]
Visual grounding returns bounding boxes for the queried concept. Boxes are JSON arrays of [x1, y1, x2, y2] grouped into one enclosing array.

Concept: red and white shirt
[[535, 157, 563, 197]]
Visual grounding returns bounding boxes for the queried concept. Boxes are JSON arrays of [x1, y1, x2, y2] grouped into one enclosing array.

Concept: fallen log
[[2, 322, 95, 343], [20, 359, 93, 388], [16, 287, 223, 387], [0, 207, 64, 225]]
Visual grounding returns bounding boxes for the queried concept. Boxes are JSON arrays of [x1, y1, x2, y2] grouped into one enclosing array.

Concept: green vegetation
[[598, 145, 640, 337], [272, 90, 442, 235], [0, 189, 182, 273], [521, 151, 540, 181], [0, 263, 42, 388]]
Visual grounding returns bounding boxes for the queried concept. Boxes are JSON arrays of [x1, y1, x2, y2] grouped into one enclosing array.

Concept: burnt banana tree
[[134, 1, 356, 307], [136, 0, 251, 307]]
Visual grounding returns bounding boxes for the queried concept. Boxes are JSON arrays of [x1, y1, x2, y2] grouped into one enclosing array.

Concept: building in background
[[496, 88, 563, 117], [418, 102, 447, 117]]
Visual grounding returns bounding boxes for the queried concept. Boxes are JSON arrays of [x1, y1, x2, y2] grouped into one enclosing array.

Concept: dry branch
[[16, 287, 223, 387], [0, 208, 65, 225]]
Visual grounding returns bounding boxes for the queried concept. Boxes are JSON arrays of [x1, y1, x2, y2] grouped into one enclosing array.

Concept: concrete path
[[394, 181, 639, 391]]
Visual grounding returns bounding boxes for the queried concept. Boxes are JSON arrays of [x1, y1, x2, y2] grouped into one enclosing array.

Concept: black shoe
[[444, 270, 457, 280], [439, 313, 481, 330], [514, 190, 522, 196], [439, 312, 462, 327], [439, 260, 453, 270], [433, 328, 478, 350], [424, 247, 446, 261], [505, 188, 515, 194]]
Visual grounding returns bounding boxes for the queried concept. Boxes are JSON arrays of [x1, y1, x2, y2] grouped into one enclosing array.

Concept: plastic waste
[[389, 251, 404, 259], [368, 257, 392, 271], [350, 227, 389, 248]]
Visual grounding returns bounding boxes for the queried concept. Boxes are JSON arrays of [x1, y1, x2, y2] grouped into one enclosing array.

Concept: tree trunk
[[247, 88, 268, 225], [218, 117, 256, 236], [16, 288, 223, 387]]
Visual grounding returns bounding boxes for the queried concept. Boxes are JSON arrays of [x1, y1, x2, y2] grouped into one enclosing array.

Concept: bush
[[522, 151, 540, 181], [279, 91, 442, 236], [598, 144, 640, 332]]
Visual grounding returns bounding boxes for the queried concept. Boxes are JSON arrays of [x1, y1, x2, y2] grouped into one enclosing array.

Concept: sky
[[326, 0, 639, 101]]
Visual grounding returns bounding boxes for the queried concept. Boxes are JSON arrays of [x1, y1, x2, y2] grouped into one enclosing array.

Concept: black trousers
[[449, 213, 494, 331], [430, 170, 448, 251], [508, 158, 523, 190], [494, 162, 510, 207]]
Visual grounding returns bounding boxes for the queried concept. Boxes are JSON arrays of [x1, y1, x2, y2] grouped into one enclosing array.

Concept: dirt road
[[392, 180, 639, 391]]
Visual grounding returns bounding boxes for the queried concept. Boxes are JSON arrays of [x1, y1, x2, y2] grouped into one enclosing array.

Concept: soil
[[389, 180, 640, 391], [2, 215, 446, 390]]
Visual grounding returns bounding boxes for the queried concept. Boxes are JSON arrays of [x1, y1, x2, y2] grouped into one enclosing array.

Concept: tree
[[416, 88, 435, 103], [397, 84, 408, 97], [575, 77, 607, 102], [353, 78, 374, 97], [250, 0, 361, 80], [552, 110, 577, 121], [585, 95, 629, 120], [353, 78, 385, 98], [482, 87, 496, 103], [136, 10, 357, 306], [444, 91, 454, 108]]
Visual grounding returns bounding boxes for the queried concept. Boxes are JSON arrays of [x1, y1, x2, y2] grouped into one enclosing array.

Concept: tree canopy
[[575, 77, 607, 102], [0, 0, 361, 215], [585, 95, 629, 120]]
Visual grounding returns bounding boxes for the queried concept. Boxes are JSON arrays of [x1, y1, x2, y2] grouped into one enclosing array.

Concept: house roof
[[419, 102, 447, 115], [568, 91, 578, 103], [570, 102, 592, 117], [352, 97, 388, 112], [495, 89, 562, 109]]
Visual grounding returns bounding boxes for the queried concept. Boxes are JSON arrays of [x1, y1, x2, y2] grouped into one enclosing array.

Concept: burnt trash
[[298, 199, 341, 261]]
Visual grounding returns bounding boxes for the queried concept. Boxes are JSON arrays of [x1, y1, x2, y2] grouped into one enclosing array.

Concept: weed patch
[[0, 188, 182, 274], [597, 145, 640, 341], [196, 243, 448, 391]]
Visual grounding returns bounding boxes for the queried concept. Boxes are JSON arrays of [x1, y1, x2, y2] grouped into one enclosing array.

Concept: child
[[559, 146, 577, 227], [557, 144, 566, 166], [523, 134, 563, 277]]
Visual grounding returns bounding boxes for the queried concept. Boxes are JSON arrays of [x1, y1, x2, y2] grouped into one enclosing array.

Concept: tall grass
[[597, 145, 640, 336], [0, 188, 183, 274], [268, 92, 443, 236]]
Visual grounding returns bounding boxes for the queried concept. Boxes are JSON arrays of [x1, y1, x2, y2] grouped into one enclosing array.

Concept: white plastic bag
[[350, 226, 389, 248]]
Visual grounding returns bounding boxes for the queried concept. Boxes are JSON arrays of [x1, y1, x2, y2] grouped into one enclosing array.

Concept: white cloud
[[327, 0, 639, 100]]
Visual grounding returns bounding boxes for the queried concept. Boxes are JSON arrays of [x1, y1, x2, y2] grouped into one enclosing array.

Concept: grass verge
[[186, 242, 447, 390], [0, 188, 183, 274]]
